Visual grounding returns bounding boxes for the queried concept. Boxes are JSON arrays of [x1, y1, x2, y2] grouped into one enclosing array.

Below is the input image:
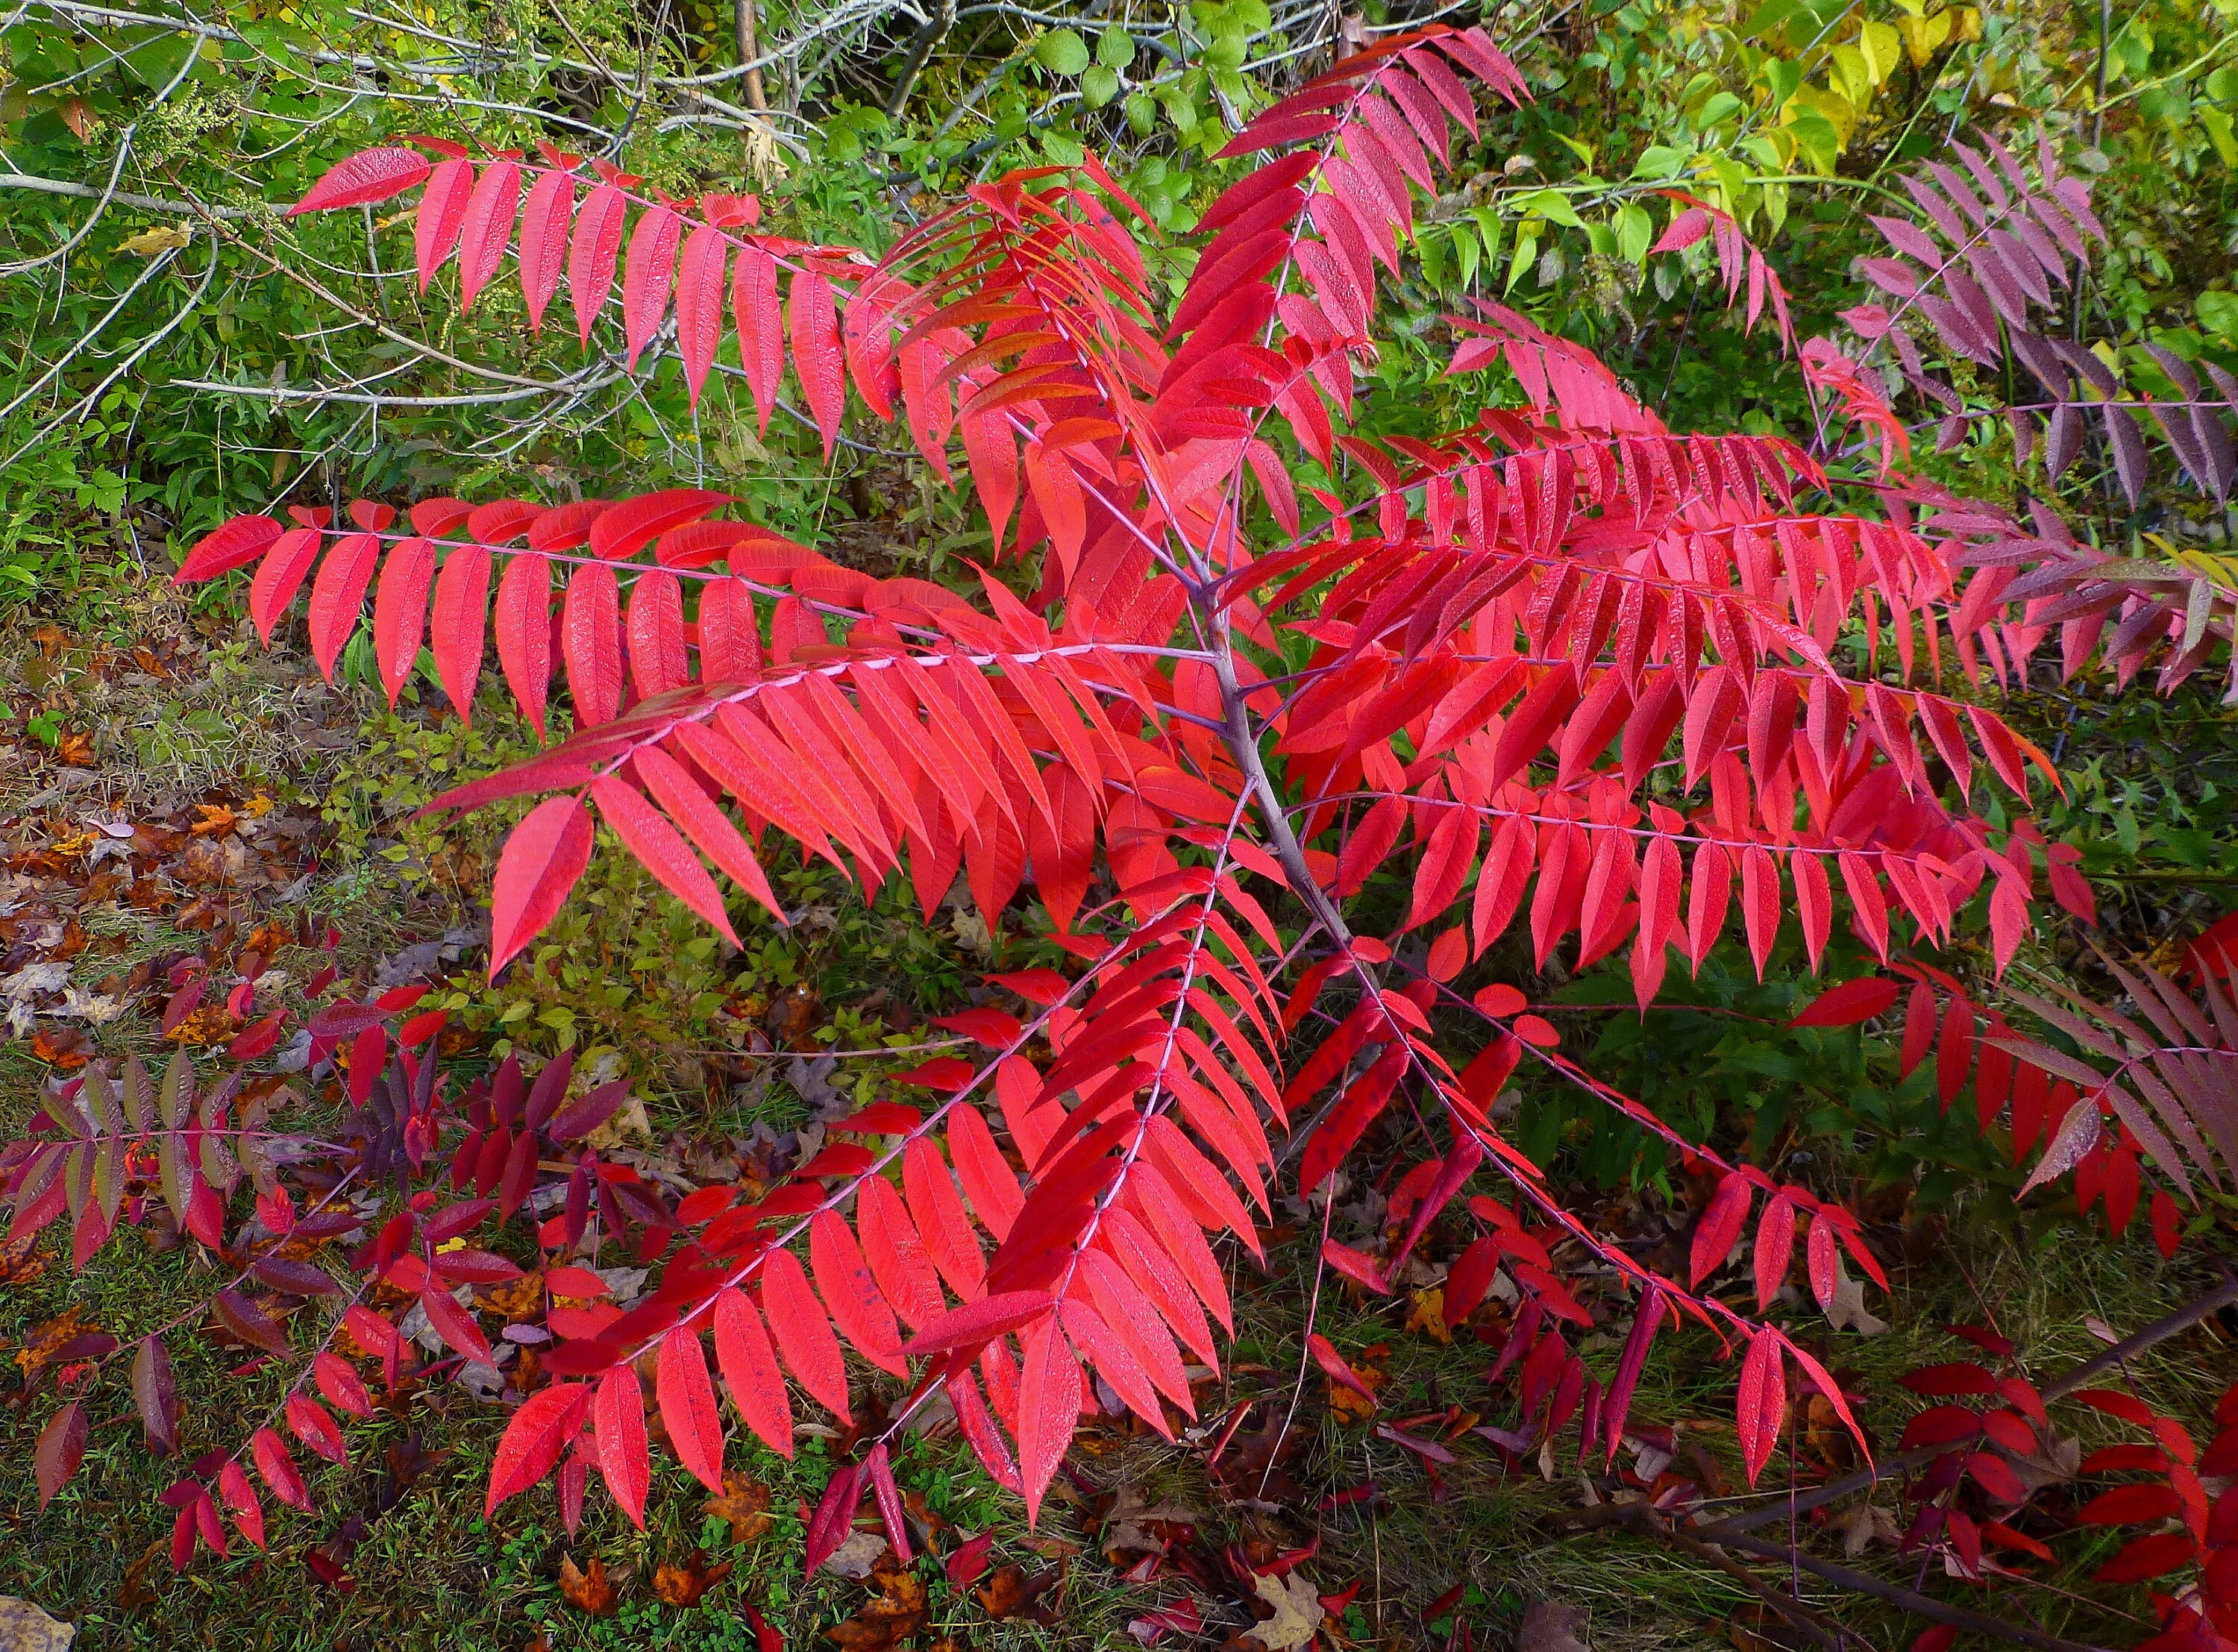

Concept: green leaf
[[1035, 28, 1090, 74], [1514, 188, 1586, 228], [1616, 201, 1652, 263], [1081, 65, 1120, 107], [1097, 27, 1135, 68], [2200, 289, 2238, 344], [1630, 145, 1689, 179]]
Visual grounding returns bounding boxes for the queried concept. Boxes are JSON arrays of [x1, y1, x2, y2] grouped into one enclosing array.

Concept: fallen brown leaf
[[652, 1550, 734, 1607], [559, 1555, 618, 1617], [0, 1230, 48, 1287], [827, 1560, 928, 1651], [974, 1564, 1061, 1624], [704, 1472, 774, 1542]]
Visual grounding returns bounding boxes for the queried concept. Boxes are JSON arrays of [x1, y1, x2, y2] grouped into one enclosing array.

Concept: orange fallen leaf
[[652, 1550, 734, 1607], [559, 1554, 618, 1616], [704, 1472, 774, 1542]]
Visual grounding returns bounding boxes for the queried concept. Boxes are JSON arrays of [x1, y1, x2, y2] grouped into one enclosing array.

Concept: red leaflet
[[1790, 977, 1900, 1028], [414, 157, 473, 290], [218, 1460, 264, 1549], [430, 540, 491, 723], [518, 169, 574, 331], [2077, 1484, 2184, 1525], [677, 224, 727, 404], [712, 1286, 794, 1458], [809, 1208, 908, 1375], [248, 527, 322, 642], [133, 1337, 178, 1452], [489, 796, 596, 974], [1736, 1329, 1785, 1484], [1298, 1045, 1408, 1196], [789, 271, 844, 457], [905, 1137, 986, 1300], [656, 1325, 726, 1493], [307, 533, 380, 682], [1015, 1314, 1082, 1527], [568, 181, 627, 344], [595, 1363, 651, 1529], [286, 1392, 348, 1464], [1753, 1193, 1796, 1311], [733, 246, 783, 433], [176, 513, 282, 582], [253, 1425, 314, 1513], [419, 1287, 492, 1366], [590, 777, 740, 943], [589, 489, 730, 560], [865, 1442, 912, 1564], [313, 1351, 374, 1418], [759, 1248, 853, 1424], [1308, 1334, 1380, 1408], [372, 536, 436, 707], [621, 205, 682, 370], [634, 745, 787, 925], [457, 160, 521, 310], [1689, 1172, 1751, 1286], [905, 1292, 1056, 1355], [289, 147, 430, 215], [561, 562, 623, 726], [493, 550, 553, 735], [855, 1175, 946, 1331]]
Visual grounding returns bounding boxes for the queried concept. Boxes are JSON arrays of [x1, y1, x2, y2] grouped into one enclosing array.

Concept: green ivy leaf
[[1097, 28, 1135, 68], [1082, 64, 1120, 107]]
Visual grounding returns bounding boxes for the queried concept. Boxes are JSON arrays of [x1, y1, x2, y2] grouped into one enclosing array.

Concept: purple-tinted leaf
[[134, 1337, 179, 1454], [36, 1401, 88, 1508]]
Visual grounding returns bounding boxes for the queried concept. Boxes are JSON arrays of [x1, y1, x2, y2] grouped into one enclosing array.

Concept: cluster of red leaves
[[1894, 1330, 2238, 1652], [13, 25, 2208, 1638]]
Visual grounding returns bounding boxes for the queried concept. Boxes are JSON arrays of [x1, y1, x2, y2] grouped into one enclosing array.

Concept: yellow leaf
[[1859, 21, 1902, 83], [1830, 44, 1874, 109], [1405, 1287, 1453, 1344], [116, 224, 192, 257], [1952, 6, 1983, 40], [1895, 11, 1953, 68]]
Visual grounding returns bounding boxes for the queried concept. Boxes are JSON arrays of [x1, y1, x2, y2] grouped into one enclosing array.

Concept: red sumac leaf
[[485, 1382, 592, 1516], [289, 147, 431, 215], [656, 1325, 726, 1493], [1790, 977, 1900, 1028], [1736, 1328, 1785, 1485], [713, 1286, 794, 1460], [595, 1362, 651, 1529], [489, 796, 595, 976]]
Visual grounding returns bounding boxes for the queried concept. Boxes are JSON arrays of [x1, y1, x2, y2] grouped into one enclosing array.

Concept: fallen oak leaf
[[1247, 1571, 1325, 1651]]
